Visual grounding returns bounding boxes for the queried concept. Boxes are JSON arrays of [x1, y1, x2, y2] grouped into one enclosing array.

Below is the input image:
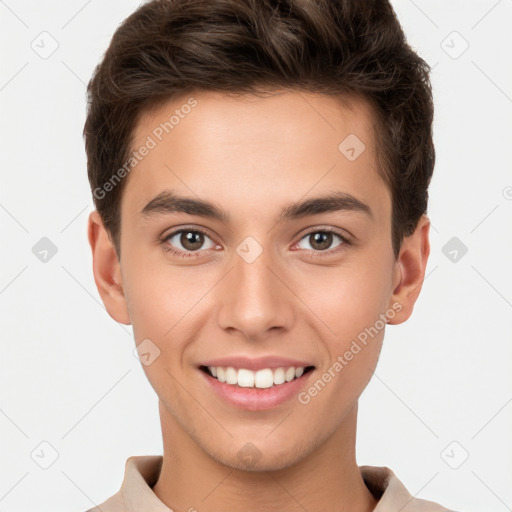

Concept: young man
[[84, 0, 454, 510]]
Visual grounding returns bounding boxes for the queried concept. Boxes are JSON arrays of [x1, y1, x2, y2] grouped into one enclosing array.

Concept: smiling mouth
[[200, 365, 315, 389]]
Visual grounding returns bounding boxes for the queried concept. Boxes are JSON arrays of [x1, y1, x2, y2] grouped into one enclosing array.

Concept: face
[[89, 89, 430, 471]]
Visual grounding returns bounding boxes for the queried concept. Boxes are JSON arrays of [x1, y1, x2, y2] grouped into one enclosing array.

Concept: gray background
[[0, 1, 511, 511]]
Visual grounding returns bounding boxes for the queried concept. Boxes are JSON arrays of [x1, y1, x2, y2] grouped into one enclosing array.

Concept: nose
[[216, 243, 295, 341]]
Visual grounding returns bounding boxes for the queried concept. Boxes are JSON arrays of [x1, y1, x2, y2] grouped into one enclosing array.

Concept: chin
[[206, 438, 314, 473]]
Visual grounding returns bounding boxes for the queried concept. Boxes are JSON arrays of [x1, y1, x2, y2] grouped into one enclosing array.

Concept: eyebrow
[[140, 190, 373, 224]]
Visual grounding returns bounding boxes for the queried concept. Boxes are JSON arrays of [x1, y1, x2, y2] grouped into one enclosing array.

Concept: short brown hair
[[84, 0, 435, 259]]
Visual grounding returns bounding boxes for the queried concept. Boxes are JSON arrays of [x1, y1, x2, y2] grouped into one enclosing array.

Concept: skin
[[88, 89, 430, 512]]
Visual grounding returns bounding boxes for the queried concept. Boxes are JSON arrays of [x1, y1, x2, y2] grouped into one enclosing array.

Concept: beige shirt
[[85, 455, 455, 512]]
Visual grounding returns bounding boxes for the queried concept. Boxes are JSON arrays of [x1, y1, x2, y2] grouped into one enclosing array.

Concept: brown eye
[[309, 232, 334, 251], [163, 229, 217, 256], [296, 229, 348, 253], [180, 231, 204, 251]]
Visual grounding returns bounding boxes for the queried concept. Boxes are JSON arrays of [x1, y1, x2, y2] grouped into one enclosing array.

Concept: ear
[[387, 214, 430, 325], [87, 210, 131, 325]]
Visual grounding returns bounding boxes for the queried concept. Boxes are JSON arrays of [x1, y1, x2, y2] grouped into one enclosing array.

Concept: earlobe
[[87, 210, 131, 325], [387, 215, 431, 325]]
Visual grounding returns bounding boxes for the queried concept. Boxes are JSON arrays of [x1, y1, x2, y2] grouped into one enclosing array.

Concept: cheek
[[122, 252, 209, 341], [295, 256, 391, 346]]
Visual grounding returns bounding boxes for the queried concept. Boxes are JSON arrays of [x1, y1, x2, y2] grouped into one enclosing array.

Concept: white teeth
[[273, 367, 285, 385], [225, 367, 237, 385], [206, 365, 309, 388], [285, 367, 295, 382], [255, 369, 274, 388], [237, 368, 254, 388]]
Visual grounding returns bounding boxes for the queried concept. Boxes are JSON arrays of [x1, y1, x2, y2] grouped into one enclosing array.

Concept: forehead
[[123, 89, 389, 222], [133, 89, 376, 156]]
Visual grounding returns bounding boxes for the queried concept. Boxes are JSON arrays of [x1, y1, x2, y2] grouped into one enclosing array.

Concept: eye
[[161, 226, 352, 259], [295, 228, 350, 254], [162, 228, 218, 258]]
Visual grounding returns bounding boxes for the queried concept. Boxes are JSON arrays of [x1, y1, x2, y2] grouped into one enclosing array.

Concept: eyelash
[[160, 227, 352, 259]]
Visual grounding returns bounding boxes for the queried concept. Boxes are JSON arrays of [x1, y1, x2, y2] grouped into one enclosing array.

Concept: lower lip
[[200, 368, 315, 411]]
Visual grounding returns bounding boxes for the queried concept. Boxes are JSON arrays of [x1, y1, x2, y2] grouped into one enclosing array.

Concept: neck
[[152, 402, 378, 512]]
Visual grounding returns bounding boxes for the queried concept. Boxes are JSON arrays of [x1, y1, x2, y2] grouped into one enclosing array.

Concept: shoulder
[[82, 490, 125, 512], [360, 465, 456, 511], [81, 455, 166, 512]]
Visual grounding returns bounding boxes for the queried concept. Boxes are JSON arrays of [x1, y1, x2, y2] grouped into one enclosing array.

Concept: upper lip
[[199, 356, 315, 372]]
